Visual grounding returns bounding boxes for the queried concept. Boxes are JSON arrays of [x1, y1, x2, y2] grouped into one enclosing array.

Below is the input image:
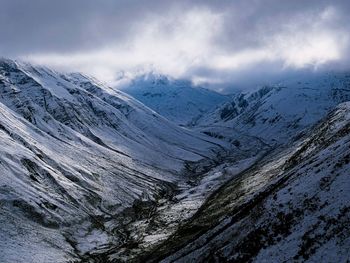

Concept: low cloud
[[1, 0, 349, 90]]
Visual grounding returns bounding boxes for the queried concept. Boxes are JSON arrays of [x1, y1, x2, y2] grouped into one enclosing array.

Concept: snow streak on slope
[[0, 59, 227, 262], [195, 73, 350, 145], [117, 72, 229, 126]]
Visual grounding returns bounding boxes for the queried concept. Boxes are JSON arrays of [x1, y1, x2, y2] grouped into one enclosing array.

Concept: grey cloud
[[0, 0, 179, 55], [0, 0, 345, 55], [1, 0, 350, 90]]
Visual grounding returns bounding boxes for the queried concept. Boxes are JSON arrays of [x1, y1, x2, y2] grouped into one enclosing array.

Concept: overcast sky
[[1, 0, 349, 90]]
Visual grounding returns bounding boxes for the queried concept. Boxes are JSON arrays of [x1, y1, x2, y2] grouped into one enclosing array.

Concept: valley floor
[[79, 150, 269, 262]]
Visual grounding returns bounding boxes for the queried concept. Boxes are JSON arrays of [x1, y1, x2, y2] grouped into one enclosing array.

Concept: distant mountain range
[[194, 72, 350, 145]]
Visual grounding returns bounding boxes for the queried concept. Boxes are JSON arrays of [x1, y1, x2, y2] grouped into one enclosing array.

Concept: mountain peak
[[133, 71, 171, 86], [118, 73, 229, 125]]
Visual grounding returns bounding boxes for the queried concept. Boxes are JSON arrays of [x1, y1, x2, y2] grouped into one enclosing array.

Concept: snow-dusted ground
[[0, 59, 230, 262], [102, 154, 263, 261], [152, 102, 350, 262]]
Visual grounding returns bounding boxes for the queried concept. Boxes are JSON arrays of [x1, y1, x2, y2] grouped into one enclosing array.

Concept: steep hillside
[[117, 72, 229, 125], [0, 59, 229, 262], [144, 102, 350, 262]]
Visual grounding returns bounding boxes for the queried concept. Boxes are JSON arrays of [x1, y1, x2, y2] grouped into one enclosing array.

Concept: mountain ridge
[[117, 72, 230, 125], [193, 72, 350, 145]]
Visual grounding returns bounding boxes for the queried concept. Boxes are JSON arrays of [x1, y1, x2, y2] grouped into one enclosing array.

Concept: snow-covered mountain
[[141, 101, 350, 263], [117, 72, 229, 125], [62, 73, 350, 262], [2, 59, 350, 263], [0, 59, 230, 262], [194, 72, 350, 145]]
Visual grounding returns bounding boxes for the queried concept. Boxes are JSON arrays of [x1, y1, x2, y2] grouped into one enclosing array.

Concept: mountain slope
[[194, 72, 350, 145], [144, 101, 350, 262], [117, 72, 229, 125], [0, 59, 229, 262]]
